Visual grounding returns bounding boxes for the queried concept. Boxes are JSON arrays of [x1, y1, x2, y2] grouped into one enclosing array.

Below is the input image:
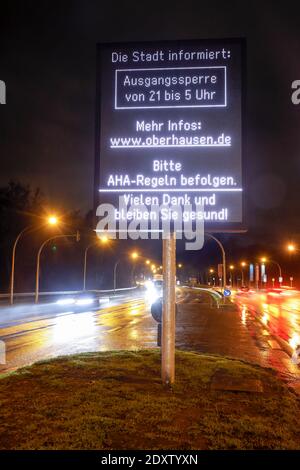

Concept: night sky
[[1, 0, 300, 250]]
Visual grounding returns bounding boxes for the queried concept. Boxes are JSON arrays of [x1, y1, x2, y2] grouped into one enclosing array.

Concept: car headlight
[[56, 297, 75, 306], [75, 297, 95, 306]]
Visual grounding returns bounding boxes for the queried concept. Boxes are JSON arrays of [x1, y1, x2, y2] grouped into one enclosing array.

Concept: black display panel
[[95, 39, 245, 232]]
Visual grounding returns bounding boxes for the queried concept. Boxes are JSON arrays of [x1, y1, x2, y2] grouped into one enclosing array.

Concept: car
[[144, 279, 163, 303], [240, 286, 249, 292], [55, 292, 99, 310]]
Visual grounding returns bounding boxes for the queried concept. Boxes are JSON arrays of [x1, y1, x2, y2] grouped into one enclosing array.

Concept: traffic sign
[[95, 39, 245, 234], [223, 289, 231, 297]]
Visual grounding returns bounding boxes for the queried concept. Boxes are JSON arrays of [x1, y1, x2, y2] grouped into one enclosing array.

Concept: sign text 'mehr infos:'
[[96, 39, 245, 235]]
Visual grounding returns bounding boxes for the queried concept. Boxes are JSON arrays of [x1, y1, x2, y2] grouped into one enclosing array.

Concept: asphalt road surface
[[0, 291, 156, 374], [1, 287, 300, 383], [234, 288, 300, 355]]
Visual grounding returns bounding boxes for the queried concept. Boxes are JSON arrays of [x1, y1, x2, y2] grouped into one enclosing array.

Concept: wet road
[[234, 289, 300, 354], [0, 294, 157, 374], [1, 288, 300, 383]]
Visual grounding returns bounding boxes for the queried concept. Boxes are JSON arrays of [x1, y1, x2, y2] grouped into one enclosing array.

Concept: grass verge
[[0, 349, 299, 450]]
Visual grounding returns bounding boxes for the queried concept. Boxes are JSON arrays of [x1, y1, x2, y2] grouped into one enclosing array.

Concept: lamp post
[[205, 233, 227, 289], [208, 268, 214, 286], [241, 261, 247, 286], [35, 231, 80, 303], [113, 251, 139, 293], [83, 236, 108, 291], [10, 215, 59, 305], [229, 265, 235, 287], [286, 244, 299, 285], [261, 257, 282, 286]]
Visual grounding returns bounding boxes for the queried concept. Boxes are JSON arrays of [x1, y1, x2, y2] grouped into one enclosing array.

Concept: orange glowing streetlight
[[131, 251, 139, 260], [240, 262, 247, 286], [48, 215, 58, 226], [287, 243, 296, 253], [10, 214, 61, 304]]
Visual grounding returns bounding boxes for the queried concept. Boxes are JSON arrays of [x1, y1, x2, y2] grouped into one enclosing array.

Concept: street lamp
[[205, 233, 227, 289], [35, 231, 80, 303], [83, 237, 109, 291], [229, 265, 235, 286], [240, 261, 247, 286], [130, 252, 139, 284], [287, 243, 297, 253], [10, 215, 59, 305], [48, 216, 58, 226], [208, 268, 215, 286], [114, 251, 139, 293], [260, 257, 282, 286]]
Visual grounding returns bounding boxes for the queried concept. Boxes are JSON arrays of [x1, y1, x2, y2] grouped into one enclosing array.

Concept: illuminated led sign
[[95, 39, 245, 232]]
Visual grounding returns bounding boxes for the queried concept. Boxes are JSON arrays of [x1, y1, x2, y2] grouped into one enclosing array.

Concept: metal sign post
[[162, 232, 176, 385]]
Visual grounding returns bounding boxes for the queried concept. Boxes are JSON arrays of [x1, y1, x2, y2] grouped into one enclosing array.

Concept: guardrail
[[0, 286, 138, 299]]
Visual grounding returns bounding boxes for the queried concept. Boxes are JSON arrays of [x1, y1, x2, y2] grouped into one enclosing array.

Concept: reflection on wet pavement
[[0, 300, 157, 374], [0, 288, 299, 384], [234, 290, 300, 382]]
